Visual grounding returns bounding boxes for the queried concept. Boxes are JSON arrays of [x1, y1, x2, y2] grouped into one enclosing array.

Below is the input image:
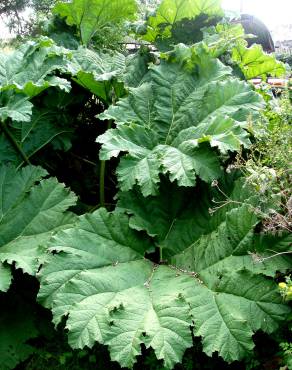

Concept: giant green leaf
[[187, 26, 286, 80], [0, 42, 131, 166], [54, 0, 138, 46], [117, 177, 274, 261], [0, 107, 74, 166], [187, 269, 286, 362], [117, 179, 216, 257], [123, 46, 157, 88], [71, 48, 126, 101], [38, 201, 290, 369], [251, 232, 292, 277], [0, 165, 77, 291], [97, 47, 264, 196], [37, 209, 197, 368], [232, 44, 286, 80], [0, 38, 73, 98], [0, 92, 33, 123], [142, 0, 223, 44], [0, 37, 130, 101]]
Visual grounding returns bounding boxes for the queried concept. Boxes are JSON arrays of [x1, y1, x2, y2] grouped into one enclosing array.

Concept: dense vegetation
[[0, 0, 291, 369]]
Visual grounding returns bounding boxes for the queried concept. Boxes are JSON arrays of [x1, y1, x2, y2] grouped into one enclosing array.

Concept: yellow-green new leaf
[[143, 0, 223, 43], [232, 44, 286, 80]]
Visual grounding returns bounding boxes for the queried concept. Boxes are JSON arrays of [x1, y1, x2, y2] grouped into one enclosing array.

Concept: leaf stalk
[[99, 119, 113, 208], [0, 120, 31, 165], [99, 159, 106, 207]]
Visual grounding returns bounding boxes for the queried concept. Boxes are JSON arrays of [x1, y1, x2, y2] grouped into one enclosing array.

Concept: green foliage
[[0, 36, 126, 101], [260, 92, 292, 170], [0, 38, 128, 166], [38, 194, 290, 369], [0, 0, 291, 369], [71, 48, 126, 101], [98, 46, 263, 196], [53, 0, 138, 46], [0, 263, 12, 292], [0, 165, 77, 292], [199, 22, 286, 80], [0, 106, 72, 166], [0, 37, 73, 98], [277, 53, 292, 68], [235, 92, 292, 233], [201, 23, 246, 58], [279, 341, 292, 369], [141, 0, 223, 46], [0, 92, 32, 122], [232, 44, 287, 80]]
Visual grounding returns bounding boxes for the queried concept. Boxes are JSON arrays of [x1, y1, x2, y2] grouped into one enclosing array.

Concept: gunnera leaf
[[0, 91, 33, 123], [71, 48, 126, 101], [38, 191, 291, 369], [97, 46, 264, 196], [0, 165, 77, 291], [123, 46, 157, 89], [54, 0, 138, 46], [142, 0, 224, 45], [0, 45, 127, 166], [0, 37, 73, 98], [0, 37, 130, 102], [0, 107, 74, 166], [232, 44, 286, 80]]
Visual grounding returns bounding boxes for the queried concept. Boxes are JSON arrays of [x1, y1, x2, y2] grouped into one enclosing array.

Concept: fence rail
[[276, 48, 292, 55]]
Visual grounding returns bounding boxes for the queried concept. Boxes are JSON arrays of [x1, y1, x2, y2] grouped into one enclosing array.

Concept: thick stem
[[99, 159, 106, 208], [99, 120, 113, 208], [0, 120, 31, 165], [159, 246, 163, 263]]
